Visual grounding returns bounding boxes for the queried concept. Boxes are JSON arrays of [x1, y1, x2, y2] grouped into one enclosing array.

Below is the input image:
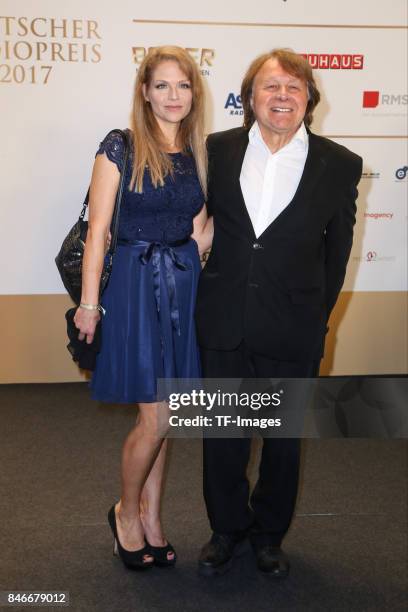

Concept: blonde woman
[[74, 46, 212, 570]]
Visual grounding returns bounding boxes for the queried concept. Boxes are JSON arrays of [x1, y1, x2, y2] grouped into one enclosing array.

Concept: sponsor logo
[[224, 92, 243, 115], [132, 47, 215, 76], [300, 53, 364, 70], [353, 251, 396, 263], [362, 91, 408, 109], [363, 91, 379, 108], [395, 166, 408, 180], [364, 212, 393, 220], [362, 171, 380, 179]]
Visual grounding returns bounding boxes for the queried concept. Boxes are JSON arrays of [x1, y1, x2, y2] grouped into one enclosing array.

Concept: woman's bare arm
[[74, 154, 120, 343], [191, 204, 213, 256]]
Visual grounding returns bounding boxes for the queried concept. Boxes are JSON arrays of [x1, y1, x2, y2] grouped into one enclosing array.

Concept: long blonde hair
[[130, 46, 207, 198]]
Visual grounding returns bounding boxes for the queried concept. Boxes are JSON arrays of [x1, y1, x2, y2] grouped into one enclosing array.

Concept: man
[[195, 49, 362, 577]]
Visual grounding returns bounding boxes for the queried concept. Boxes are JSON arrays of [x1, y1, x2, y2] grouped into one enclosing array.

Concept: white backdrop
[[1, 0, 407, 294]]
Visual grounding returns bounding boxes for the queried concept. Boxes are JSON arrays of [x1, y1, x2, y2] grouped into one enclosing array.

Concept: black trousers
[[201, 342, 319, 547]]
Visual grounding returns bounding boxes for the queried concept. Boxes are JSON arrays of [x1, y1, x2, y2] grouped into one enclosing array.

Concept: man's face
[[250, 58, 309, 140]]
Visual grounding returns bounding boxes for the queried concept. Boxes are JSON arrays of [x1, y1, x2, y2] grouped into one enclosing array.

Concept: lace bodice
[[96, 130, 204, 242]]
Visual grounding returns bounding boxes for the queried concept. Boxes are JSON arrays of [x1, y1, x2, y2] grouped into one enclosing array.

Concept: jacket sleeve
[[325, 154, 363, 318], [205, 134, 215, 218]]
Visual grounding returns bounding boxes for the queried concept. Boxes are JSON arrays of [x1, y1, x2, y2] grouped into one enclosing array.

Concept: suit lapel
[[294, 132, 328, 203], [259, 131, 328, 238], [229, 129, 257, 239]]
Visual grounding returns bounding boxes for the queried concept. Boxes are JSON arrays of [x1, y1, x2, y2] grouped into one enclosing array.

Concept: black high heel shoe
[[108, 505, 154, 570], [146, 540, 177, 567]]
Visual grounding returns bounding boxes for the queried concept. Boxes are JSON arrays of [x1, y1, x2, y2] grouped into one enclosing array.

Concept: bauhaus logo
[[300, 53, 363, 69], [363, 91, 408, 108]]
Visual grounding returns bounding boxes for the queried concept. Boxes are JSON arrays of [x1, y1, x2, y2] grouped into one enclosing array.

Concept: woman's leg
[[115, 401, 169, 557], [140, 438, 167, 545], [139, 439, 175, 561]]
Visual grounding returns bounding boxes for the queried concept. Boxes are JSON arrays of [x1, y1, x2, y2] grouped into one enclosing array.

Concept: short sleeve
[[96, 130, 125, 173]]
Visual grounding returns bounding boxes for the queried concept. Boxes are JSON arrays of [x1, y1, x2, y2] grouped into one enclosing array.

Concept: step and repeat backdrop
[[0, 1, 406, 383], [1, 0, 406, 296]]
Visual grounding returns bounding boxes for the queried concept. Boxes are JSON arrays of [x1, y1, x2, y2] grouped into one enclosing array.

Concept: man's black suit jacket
[[195, 127, 363, 362]]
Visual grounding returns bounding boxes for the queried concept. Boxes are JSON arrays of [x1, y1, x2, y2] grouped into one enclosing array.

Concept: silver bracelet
[[79, 302, 106, 315]]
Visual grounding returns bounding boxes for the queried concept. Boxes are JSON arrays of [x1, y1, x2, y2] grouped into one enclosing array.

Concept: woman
[[74, 46, 213, 570]]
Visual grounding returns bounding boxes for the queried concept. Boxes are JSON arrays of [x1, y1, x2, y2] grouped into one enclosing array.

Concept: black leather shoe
[[198, 533, 247, 577], [254, 545, 290, 578]]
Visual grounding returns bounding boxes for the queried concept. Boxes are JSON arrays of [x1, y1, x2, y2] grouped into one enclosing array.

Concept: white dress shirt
[[239, 121, 309, 238]]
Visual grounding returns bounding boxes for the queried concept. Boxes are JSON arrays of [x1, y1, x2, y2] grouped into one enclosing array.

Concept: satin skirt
[[91, 239, 201, 403]]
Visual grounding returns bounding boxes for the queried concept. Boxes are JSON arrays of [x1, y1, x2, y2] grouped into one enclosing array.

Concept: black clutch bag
[[55, 129, 130, 305]]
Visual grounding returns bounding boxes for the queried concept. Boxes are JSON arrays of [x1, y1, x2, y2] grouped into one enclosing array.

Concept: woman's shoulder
[[97, 128, 131, 153], [95, 128, 132, 172]]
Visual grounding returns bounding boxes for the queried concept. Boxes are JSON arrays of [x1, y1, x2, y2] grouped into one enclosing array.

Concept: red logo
[[366, 251, 377, 261], [363, 91, 380, 108], [300, 54, 364, 69]]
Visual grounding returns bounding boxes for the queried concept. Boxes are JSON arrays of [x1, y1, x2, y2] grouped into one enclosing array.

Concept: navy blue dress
[[91, 131, 204, 403]]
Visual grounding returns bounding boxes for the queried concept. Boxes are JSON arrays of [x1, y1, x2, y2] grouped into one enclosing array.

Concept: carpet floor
[[0, 383, 406, 612]]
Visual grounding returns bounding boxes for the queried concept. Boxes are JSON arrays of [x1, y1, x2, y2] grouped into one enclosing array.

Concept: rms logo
[[300, 54, 364, 69], [363, 91, 408, 108]]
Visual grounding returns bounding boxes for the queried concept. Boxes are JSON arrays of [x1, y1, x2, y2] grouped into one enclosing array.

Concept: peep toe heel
[[108, 505, 154, 571], [146, 540, 177, 567]]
